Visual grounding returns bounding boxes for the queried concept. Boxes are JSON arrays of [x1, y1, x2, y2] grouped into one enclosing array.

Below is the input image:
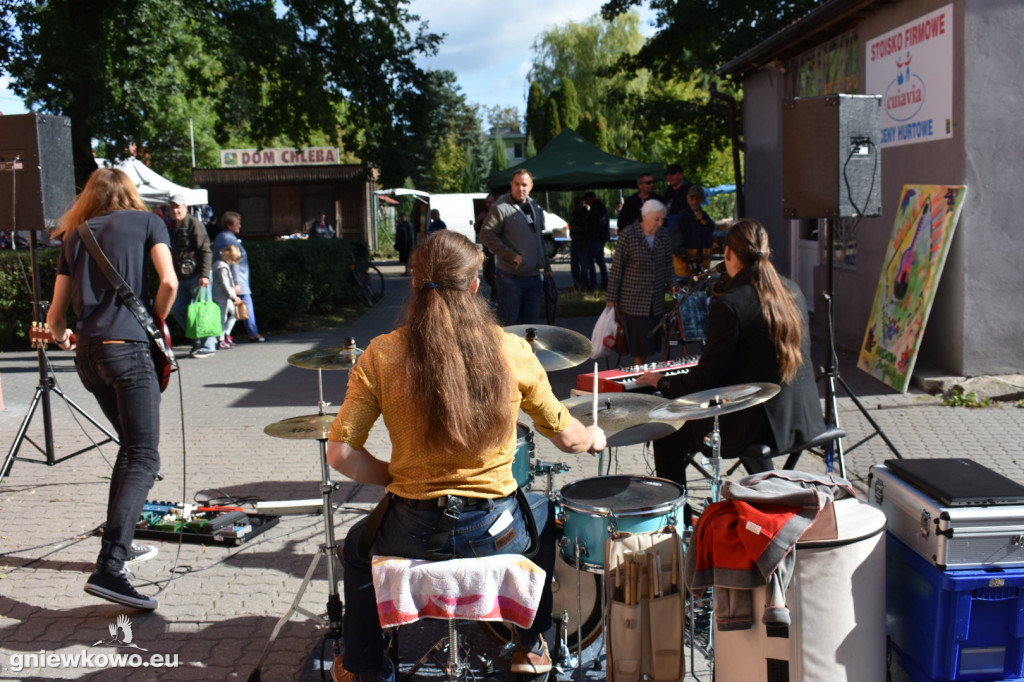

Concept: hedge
[[0, 238, 373, 351]]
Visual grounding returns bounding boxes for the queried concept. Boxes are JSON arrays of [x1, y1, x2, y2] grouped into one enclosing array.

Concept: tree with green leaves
[[601, 0, 828, 77], [1, 0, 443, 187], [527, 12, 650, 157]]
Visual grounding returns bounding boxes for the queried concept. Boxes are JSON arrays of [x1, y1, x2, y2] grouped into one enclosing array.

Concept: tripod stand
[[819, 219, 902, 476], [1, 231, 118, 484]]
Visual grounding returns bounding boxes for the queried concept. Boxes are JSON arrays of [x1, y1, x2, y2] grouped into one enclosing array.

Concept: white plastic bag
[[590, 306, 618, 359]]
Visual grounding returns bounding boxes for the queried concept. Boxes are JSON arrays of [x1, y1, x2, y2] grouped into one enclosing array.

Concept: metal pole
[[189, 118, 196, 168]]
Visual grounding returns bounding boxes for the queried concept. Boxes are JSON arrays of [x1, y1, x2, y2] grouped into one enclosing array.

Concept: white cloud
[[407, 0, 642, 110]]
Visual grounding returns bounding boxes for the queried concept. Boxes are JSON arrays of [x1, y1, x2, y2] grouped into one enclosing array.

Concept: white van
[[425, 193, 488, 241]]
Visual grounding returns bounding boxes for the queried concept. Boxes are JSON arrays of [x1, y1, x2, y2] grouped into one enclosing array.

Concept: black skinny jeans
[[75, 341, 161, 575]]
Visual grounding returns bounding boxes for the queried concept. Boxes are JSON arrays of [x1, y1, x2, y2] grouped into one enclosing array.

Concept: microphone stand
[[818, 218, 902, 471]]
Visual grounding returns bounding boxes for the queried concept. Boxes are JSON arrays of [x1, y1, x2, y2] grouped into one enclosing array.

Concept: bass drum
[[479, 556, 604, 651]]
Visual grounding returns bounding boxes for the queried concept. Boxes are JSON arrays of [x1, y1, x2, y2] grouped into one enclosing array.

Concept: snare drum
[[558, 475, 686, 572], [511, 422, 535, 489]]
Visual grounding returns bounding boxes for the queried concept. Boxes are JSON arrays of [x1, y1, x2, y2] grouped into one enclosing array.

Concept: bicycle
[[347, 253, 385, 307]]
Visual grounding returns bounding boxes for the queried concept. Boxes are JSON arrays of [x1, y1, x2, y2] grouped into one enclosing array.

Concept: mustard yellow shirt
[[328, 327, 572, 500]]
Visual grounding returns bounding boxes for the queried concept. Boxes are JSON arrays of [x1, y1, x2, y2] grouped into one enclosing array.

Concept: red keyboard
[[577, 357, 700, 393]]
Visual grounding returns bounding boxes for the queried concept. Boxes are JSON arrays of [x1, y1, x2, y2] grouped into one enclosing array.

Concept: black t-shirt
[[57, 210, 171, 345]]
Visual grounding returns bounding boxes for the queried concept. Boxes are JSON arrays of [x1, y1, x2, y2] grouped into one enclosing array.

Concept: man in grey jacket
[[479, 169, 552, 325]]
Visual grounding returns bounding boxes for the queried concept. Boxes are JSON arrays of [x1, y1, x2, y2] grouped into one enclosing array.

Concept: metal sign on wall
[[220, 147, 342, 167], [865, 4, 954, 148]]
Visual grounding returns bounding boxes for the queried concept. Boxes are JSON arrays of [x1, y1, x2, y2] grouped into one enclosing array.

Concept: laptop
[[885, 458, 1024, 507]]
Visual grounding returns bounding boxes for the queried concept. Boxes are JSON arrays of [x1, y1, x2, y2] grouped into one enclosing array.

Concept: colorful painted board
[[857, 184, 967, 392]]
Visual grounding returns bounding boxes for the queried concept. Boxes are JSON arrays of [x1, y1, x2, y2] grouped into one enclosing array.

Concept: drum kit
[[498, 326, 782, 674], [251, 325, 781, 679]]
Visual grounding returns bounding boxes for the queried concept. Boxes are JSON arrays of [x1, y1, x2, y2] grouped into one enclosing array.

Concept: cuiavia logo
[[92, 614, 148, 651]]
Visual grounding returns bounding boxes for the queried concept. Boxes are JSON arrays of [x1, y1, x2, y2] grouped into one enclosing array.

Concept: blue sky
[[0, 1, 655, 117]]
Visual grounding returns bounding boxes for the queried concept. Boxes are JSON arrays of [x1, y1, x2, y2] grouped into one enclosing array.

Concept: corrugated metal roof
[[717, 0, 886, 78], [192, 165, 366, 184]]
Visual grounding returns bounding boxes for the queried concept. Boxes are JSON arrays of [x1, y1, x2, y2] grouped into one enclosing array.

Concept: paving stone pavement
[[1, 259, 1022, 681]]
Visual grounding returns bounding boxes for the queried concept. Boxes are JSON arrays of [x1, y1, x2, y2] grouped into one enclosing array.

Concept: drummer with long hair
[[326, 230, 606, 681], [636, 218, 826, 482]]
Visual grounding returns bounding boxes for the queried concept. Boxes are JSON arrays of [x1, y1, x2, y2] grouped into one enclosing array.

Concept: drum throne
[[369, 553, 546, 681]]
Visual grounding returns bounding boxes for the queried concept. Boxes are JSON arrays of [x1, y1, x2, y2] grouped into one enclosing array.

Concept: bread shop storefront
[[193, 146, 376, 241]]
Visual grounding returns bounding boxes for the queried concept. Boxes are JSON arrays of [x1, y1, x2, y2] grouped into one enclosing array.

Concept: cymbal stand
[[247, 369, 343, 682]]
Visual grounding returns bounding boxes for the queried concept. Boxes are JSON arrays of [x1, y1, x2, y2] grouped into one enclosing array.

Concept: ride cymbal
[[264, 414, 335, 440], [287, 339, 363, 371], [648, 382, 781, 422], [504, 324, 593, 371], [562, 393, 685, 447]]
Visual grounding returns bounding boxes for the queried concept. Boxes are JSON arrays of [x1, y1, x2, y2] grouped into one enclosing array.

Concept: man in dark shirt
[[167, 194, 216, 358], [662, 163, 693, 218], [617, 172, 664, 230]]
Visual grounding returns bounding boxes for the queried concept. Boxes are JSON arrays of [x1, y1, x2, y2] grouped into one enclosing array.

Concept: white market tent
[[97, 157, 208, 207]]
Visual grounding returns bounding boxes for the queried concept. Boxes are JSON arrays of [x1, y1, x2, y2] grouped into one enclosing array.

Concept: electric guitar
[[151, 315, 177, 393], [28, 322, 76, 348], [28, 319, 176, 392]]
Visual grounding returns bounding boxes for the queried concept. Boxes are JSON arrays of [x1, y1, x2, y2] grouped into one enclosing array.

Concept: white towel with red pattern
[[371, 554, 545, 629]]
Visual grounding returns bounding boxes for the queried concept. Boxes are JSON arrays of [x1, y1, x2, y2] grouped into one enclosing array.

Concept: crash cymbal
[[504, 325, 593, 371], [264, 414, 335, 440], [648, 383, 781, 422], [288, 338, 363, 371], [563, 393, 685, 447]]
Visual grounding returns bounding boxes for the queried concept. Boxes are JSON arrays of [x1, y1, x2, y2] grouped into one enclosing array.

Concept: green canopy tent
[[487, 128, 663, 192]]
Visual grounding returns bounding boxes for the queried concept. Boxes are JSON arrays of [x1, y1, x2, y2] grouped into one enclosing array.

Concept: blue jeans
[[170, 276, 216, 351], [587, 240, 608, 289], [341, 492, 556, 676], [75, 341, 161, 575], [496, 272, 544, 326]]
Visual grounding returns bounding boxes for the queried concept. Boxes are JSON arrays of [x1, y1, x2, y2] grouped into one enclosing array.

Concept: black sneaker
[[84, 569, 158, 610], [125, 543, 158, 564]]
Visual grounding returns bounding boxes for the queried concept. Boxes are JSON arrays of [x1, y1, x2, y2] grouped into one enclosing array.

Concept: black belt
[[395, 494, 507, 512]]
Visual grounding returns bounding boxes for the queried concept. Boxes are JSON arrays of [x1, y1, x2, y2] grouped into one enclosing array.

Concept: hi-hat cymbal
[[264, 414, 335, 440], [562, 393, 685, 447], [504, 324, 593, 371], [288, 344, 363, 371], [648, 383, 781, 422]]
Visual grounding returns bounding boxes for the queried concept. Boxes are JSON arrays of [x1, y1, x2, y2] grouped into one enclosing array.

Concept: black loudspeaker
[[0, 113, 75, 231], [782, 94, 882, 219]]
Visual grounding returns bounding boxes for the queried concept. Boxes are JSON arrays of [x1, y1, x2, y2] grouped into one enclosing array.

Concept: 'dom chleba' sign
[[220, 147, 341, 167]]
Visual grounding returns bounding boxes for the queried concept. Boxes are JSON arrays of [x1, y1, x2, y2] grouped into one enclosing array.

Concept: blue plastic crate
[[887, 533, 1024, 681]]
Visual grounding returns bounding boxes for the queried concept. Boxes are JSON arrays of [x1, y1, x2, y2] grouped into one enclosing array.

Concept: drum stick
[[671, 546, 678, 591], [591, 362, 599, 427], [647, 552, 655, 601]]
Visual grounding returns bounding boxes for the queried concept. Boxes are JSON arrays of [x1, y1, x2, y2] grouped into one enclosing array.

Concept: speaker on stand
[[781, 94, 902, 473], [0, 113, 118, 484]]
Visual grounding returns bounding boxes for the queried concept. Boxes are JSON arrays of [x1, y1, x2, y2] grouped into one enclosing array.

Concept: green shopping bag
[[186, 286, 222, 339]]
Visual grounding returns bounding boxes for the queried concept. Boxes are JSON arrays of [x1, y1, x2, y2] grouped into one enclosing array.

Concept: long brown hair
[[404, 231, 513, 451], [726, 219, 804, 383], [52, 167, 149, 239]]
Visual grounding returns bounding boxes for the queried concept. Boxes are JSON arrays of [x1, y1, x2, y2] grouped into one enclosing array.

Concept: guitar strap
[[74, 221, 178, 374]]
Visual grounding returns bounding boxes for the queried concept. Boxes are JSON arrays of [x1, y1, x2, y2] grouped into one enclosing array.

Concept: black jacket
[[660, 270, 826, 456]]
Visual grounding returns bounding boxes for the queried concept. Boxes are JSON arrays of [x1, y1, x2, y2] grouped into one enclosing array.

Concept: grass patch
[[549, 288, 608, 318], [942, 389, 995, 408]]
